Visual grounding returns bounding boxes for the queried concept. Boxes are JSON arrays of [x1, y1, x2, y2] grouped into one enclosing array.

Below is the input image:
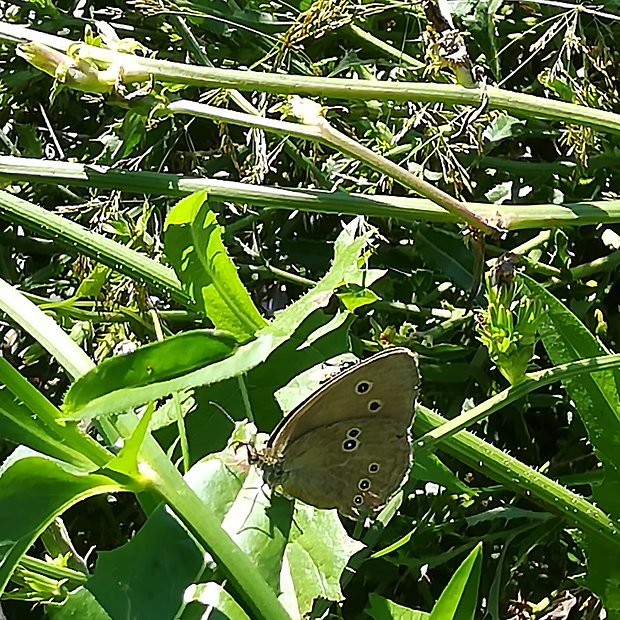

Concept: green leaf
[[337, 286, 381, 311], [482, 114, 525, 143], [0, 356, 111, 469], [186, 425, 364, 617], [73, 263, 109, 300], [455, 0, 503, 78], [517, 275, 620, 615], [0, 382, 91, 468], [273, 350, 357, 413], [103, 402, 155, 478], [572, 530, 620, 617], [226, 469, 294, 594], [64, 333, 277, 421], [63, 223, 374, 420], [63, 329, 237, 415], [366, 593, 429, 619], [429, 542, 482, 620], [52, 428, 250, 619], [164, 191, 266, 341], [184, 425, 297, 613], [111, 111, 148, 161], [180, 312, 353, 460], [48, 587, 113, 620], [264, 219, 373, 339], [78, 504, 205, 620], [519, 275, 620, 509], [287, 504, 365, 615], [0, 448, 127, 595]]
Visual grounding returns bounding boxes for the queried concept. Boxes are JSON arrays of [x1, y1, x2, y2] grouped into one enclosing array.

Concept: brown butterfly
[[254, 348, 420, 519]]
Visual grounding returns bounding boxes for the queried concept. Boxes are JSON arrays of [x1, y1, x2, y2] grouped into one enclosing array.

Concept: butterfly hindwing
[[265, 418, 412, 519]]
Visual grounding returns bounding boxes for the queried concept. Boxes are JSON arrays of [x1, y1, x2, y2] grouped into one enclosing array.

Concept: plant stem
[[418, 354, 620, 449], [415, 403, 620, 548], [4, 157, 620, 230], [167, 99, 499, 231], [141, 436, 291, 620], [0, 279, 291, 619], [348, 23, 425, 69], [2, 22, 620, 134]]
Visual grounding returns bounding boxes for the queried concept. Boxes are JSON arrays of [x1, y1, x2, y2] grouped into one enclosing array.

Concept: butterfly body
[[257, 348, 420, 519]]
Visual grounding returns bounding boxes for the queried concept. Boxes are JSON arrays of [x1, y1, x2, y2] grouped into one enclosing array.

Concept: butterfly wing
[[267, 348, 419, 453], [264, 418, 412, 519]]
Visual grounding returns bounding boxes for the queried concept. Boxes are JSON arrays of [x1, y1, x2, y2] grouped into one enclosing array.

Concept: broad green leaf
[[520, 275, 620, 616], [51, 439, 242, 620], [572, 530, 620, 617], [482, 114, 525, 143], [190, 425, 295, 617], [63, 222, 374, 420], [285, 504, 364, 615], [0, 356, 111, 469], [186, 424, 364, 617], [164, 191, 266, 341], [173, 312, 353, 462], [263, 219, 373, 339], [343, 266, 387, 288], [64, 333, 277, 421], [63, 330, 237, 415], [222, 468, 294, 594], [0, 382, 92, 469], [366, 593, 429, 619], [103, 402, 155, 478], [274, 351, 357, 413], [78, 505, 205, 620], [0, 448, 127, 595], [520, 275, 620, 510], [429, 542, 482, 620], [338, 286, 380, 311], [184, 426, 256, 521]]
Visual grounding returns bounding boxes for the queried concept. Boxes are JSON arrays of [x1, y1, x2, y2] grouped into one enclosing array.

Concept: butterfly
[[253, 348, 420, 519]]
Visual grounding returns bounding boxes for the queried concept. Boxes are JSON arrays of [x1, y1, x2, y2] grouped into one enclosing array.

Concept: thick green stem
[[0, 278, 290, 619], [139, 435, 291, 620], [418, 354, 620, 449], [4, 157, 620, 231], [414, 405, 620, 548], [2, 22, 620, 135], [166, 101, 498, 233]]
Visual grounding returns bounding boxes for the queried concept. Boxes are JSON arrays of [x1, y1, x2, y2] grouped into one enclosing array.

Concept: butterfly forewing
[[267, 348, 419, 453]]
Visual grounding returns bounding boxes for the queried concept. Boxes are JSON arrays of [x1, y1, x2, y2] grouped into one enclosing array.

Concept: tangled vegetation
[[1, 0, 620, 617]]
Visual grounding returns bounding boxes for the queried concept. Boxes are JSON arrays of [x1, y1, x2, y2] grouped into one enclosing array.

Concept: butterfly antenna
[[208, 400, 236, 425]]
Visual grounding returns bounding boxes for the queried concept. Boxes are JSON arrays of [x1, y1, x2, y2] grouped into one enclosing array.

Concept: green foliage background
[[1, 0, 620, 618]]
